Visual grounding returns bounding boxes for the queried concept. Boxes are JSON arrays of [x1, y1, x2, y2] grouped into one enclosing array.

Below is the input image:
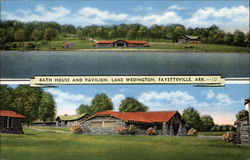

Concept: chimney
[[244, 98, 250, 123]]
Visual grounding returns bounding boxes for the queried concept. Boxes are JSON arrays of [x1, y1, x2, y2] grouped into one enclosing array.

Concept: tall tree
[[44, 27, 56, 48], [182, 107, 202, 130], [236, 109, 249, 121], [76, 104, 92, 115], [173, 26, 185, 42], [200, 115, 214, 131], [14, 28, 24, 47], [233, 30, 245, 46], [38, 92, 56, 122], [12, 85, 43, 126], [119, 97, 148, 112], [0, 85, 14, 110], [91, 93, 113, 114]]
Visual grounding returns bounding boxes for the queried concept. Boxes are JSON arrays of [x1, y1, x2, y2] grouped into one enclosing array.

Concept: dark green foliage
[[236, 109, 249, 121], [119, 97, 148, 112], [182, 107, 202, 130], [38, 92, 56, 122], [76, 104, 92, 115], [12, 85, 43, 125], [127, 125, 137, 135], [91, 93, 113, 114], [200, 115, 214, 132], [0, 20, 248, 47], [0, 85, 15, 110]]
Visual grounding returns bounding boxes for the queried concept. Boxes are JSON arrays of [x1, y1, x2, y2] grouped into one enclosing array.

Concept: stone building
[[95, 40, 149, 48], [234, 98, 250, 145], [178, 35, 201, 44], [0, 110, 26, 134], [56, 113, 89, 128], [81, 110, 187, 136]]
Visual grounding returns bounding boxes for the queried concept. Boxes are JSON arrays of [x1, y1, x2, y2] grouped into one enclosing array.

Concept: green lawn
[[198, 132, 225, 136], [8, 39, 249, 52], [1, 128, 250, 160]]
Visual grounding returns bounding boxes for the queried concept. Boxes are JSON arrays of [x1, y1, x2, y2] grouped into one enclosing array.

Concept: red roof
[[125, 40, 147, 44], [95, 40, 148, 44], [0, 110, 26, 119], [95, 110, 177, 123], [95, 41, 113, 44]]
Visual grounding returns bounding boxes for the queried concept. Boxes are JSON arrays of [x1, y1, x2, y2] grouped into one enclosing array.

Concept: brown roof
[[0, 110, 26, 119], [95, 110, 177, 123]]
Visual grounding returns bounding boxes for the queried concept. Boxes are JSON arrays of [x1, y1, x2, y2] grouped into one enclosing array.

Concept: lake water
[[0, 51, 249, 78]]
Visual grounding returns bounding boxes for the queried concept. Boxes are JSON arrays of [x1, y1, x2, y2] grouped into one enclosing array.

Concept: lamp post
[[244, 98, 250, 124]]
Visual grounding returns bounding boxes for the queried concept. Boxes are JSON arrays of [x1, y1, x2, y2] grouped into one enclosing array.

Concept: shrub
[[116, 126, 128, 135], [146, 127, 157, 135], [127, 125, 137, 135], [71, 122, 82, 134], [223, 132, 235, 143], [188, 128, 198, 136]]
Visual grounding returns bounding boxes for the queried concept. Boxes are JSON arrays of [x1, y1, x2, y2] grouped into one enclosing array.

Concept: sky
[[1, 0, 249, 32], [40, 84, 250, 125]]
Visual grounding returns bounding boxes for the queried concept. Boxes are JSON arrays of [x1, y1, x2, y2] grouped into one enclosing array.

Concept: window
[[91, 121, 103, 128], [103, 121, 116, 128], [91, 121, 116, 128], [3, 117, 13, 128]]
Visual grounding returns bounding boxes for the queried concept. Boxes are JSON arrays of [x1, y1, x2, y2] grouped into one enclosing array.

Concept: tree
[[44, 27, 56, 48], [12, 85, 43, 126], [173, 26, 185, 42], [91, 93, 113, 114], [233, 30, 245, 46], [224, 33, 234, 45], [0, 85, 14, 110], [182, 107, 202, 130], [119, 97, 148, 112], [200, 115, 214, 131], [38, 92, 56, 122], [14, 28, 24, 47], [76, 104, 92, 115], [31, 29, 43, 41], [236, 109, 249, 121]]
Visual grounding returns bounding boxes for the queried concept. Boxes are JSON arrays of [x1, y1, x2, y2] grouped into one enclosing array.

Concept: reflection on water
[[0, 51, 249, 78]]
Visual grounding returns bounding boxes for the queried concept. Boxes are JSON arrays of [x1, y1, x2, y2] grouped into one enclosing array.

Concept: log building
[[0, 110, 26, 134]]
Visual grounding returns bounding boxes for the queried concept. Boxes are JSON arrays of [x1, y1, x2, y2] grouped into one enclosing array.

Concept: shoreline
[[1, 48, 249, 53]]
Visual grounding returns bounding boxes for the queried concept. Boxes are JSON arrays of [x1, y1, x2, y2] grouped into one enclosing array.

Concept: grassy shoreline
[[3, 40, 249, 52]]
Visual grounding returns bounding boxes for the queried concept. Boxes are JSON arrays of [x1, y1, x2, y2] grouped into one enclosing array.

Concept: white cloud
[[168, 5, 185, 10], [205, 90, 215, 99], [138, 90, 197, 107], [2, 5, 248, 32], [111, 94, 126, 111], [46, 88, 92, 115]]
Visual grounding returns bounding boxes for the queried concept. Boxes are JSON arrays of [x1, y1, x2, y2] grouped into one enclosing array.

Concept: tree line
[[0, 20, 249, 48], [76, 94, 148, 115], [0, 85, 56, 125]]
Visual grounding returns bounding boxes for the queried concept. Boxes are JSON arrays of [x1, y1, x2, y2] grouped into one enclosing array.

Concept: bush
[[116, 126, 128, 135], [146, 127, 157, 135], [127, 125, 137, 135], [188, 128, 198, 136], [223, 132, 235, 143], [71, 122, 82, 134]]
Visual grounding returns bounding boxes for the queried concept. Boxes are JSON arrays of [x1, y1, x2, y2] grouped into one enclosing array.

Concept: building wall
[[235, 121, 250, 145], [81, 116, 125, 134], [0, 116, 24, 134]]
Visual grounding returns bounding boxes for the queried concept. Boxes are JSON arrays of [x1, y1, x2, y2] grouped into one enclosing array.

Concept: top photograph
[[0, 0, 249, 78]]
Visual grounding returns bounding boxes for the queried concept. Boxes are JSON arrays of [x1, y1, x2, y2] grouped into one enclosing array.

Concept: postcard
[[0, 0, 249, 160]]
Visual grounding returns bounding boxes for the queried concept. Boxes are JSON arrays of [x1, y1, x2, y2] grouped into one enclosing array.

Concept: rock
[[223, 132, 235, 143], [188, 128, 197, 136]]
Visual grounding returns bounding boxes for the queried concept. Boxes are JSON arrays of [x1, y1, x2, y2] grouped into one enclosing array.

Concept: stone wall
[[235, 121, 250, 145], [0, 116, 24, 134], [81, 116, 125, 135]]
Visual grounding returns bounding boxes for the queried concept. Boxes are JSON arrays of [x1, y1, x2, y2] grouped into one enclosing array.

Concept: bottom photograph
[[0, 84, 250, 160]]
